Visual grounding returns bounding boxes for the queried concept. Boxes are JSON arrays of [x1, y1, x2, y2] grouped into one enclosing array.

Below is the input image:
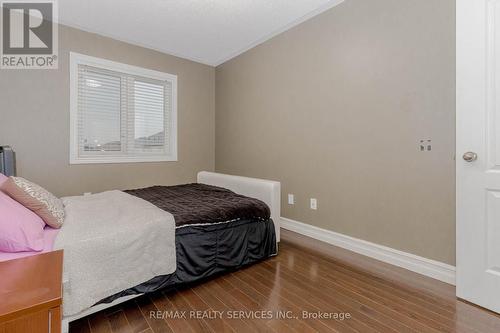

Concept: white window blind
[[70, 53, 177, 164]]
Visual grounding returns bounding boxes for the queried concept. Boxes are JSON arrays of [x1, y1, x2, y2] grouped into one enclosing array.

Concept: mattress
[[0, 227, 59, 262]]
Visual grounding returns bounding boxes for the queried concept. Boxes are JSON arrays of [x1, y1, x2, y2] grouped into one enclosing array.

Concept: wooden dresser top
[[0, 250, 63, 323]]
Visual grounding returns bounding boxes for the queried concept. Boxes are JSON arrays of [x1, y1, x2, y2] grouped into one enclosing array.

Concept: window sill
[[69, 155, 178, 165]]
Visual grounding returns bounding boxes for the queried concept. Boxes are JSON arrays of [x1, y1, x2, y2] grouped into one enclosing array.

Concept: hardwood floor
[[69, 230, 500, 333]]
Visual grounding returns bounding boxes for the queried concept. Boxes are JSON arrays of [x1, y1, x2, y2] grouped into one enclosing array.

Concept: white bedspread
[[55, 190, 176, 316]]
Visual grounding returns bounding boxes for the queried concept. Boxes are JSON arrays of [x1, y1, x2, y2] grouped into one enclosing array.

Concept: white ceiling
[[59, 0, 344, 66]]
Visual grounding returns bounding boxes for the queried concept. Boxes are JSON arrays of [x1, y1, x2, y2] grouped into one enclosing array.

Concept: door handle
[[463, 152, 478, 162]]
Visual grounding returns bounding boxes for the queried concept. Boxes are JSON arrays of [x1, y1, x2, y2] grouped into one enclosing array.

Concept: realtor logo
[[1, 0, 58, 69]]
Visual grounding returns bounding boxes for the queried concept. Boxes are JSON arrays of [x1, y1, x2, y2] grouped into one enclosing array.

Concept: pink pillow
[[1, 177, 65, 228], [0, 191, 45, 252]]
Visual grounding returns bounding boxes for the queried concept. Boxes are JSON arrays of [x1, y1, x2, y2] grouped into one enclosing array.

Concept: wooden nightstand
[[0, 250, 63, 333]]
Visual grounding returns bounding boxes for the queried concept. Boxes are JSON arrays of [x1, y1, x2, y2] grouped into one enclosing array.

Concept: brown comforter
[[125, 183, 270, 228]]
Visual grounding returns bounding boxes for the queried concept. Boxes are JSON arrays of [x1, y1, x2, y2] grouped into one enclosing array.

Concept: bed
[[0, 171, 280, 332], [49, 171, 281, 332]]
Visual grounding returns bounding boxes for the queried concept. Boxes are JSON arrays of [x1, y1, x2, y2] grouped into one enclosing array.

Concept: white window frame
[[69, 52, 178, 164]]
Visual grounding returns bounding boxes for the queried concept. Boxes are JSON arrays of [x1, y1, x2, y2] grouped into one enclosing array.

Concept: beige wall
[[215, 0, 456, 264], [0, 24, 215, 197], [0, 1, 456, 264]]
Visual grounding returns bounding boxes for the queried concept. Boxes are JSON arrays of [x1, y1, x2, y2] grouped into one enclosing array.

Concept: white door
[[457, 0, 500, 313]]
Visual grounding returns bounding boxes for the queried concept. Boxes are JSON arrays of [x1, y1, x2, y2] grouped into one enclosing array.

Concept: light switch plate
[[288, 194, 295, 205]]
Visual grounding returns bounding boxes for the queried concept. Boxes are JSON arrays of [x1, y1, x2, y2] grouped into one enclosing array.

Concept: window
[[70, 52, 177, 164]]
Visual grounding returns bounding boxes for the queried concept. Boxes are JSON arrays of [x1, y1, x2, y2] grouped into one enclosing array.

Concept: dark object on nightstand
[[0, 146, 16, 176], [0, 251, 63, 333]]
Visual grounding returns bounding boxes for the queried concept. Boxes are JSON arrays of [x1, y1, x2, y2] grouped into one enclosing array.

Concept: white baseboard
[[280, 217, 456, 285]]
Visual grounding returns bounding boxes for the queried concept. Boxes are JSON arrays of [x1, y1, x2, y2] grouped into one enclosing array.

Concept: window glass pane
[[78, 69, 122, 153], [133, 80, 165, 150]]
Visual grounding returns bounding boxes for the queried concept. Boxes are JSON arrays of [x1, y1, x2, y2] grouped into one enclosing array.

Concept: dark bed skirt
[[98, 218, 277, 304]]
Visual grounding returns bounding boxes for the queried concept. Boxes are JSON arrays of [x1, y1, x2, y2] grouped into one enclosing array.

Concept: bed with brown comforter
[[99, 183, 277, 304]]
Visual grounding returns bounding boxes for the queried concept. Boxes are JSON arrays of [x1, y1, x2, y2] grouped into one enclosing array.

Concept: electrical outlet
[[288, 194, 295, 205], [419, 139, 432, 152], [310, 198, 318, 210]]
